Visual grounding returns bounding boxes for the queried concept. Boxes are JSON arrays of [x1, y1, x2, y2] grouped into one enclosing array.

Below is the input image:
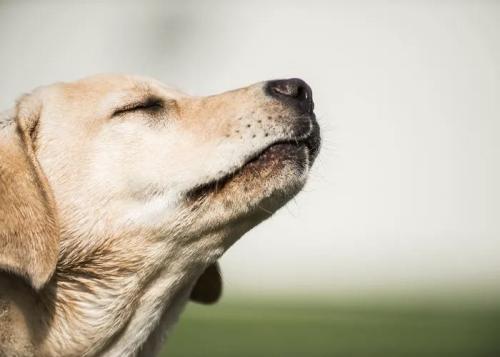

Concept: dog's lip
[[186, 130, 318, 200], [247, 114, 320, 167]]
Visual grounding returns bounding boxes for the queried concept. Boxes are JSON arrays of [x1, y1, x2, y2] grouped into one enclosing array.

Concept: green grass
[[162, 298, 500, 357]]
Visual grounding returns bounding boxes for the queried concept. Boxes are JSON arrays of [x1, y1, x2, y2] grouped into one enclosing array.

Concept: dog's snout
[[266, 78, 314, 113]]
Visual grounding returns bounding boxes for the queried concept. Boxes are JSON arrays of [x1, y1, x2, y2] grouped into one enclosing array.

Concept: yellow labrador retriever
[[0, 74, 320, 356]]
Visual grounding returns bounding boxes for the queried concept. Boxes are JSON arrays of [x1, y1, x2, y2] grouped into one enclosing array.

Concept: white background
[[1, 0, 499, 297]]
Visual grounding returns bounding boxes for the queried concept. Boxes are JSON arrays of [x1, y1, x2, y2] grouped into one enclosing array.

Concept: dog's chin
[[235, 142, 310, 212], [186, 141, 311, 216]]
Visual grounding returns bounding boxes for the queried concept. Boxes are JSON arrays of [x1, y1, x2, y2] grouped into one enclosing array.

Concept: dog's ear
[[190, 262, 222, 304], [0, 95, 59, 290]]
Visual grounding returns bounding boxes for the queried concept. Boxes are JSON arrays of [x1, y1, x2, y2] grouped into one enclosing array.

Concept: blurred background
[[1, 0, 499, 356]]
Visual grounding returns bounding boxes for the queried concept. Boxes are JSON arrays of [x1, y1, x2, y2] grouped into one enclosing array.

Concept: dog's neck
[[38, 231, 222, 357]]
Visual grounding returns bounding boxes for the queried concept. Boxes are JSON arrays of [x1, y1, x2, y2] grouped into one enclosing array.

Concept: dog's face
[[26, 75, 319, 252], [0, 74, 320, 354], [1, 74, 319, 300]]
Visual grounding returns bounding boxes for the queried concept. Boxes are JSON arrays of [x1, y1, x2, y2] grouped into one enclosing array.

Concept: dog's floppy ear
[[190, 262, 222, 304], [0, 95, 59, 290]]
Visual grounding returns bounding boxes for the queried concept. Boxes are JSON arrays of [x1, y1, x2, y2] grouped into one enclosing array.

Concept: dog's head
[[0, 75, 320, 302]]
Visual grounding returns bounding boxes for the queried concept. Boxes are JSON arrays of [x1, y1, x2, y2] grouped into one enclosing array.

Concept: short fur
[[0, 75, 319, 356]]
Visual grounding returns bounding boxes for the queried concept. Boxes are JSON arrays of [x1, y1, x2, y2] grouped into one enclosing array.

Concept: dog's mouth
[[186, 121, 320, 200]]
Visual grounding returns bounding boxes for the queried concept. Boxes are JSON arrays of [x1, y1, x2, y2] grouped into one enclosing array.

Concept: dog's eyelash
[[113, 98, 164, 116]]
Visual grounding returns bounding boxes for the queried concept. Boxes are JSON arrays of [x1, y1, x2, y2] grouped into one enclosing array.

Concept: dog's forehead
[[67, 74, 185, 98], [38, 74, 188, 117]]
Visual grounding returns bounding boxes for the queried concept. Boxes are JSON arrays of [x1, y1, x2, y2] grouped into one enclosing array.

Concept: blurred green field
[[162, 298, 500, 357]]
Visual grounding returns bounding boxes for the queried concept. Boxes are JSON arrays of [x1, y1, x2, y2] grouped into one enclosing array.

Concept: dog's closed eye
[[112, 96, 164, 117]]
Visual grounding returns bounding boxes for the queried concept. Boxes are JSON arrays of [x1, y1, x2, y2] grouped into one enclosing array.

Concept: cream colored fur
[[0, 74, 319, 356]]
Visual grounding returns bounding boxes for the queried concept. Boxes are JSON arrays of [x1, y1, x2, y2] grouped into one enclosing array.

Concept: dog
[[0, 74, 320, 356]]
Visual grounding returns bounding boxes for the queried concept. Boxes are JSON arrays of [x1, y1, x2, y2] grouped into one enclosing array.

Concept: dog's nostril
[[272, 80, 305, 99], [266, 78, 313, 113]]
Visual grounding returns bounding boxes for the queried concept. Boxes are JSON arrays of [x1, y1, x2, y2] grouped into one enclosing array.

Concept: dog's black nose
[[266, 78, 314, 113]]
